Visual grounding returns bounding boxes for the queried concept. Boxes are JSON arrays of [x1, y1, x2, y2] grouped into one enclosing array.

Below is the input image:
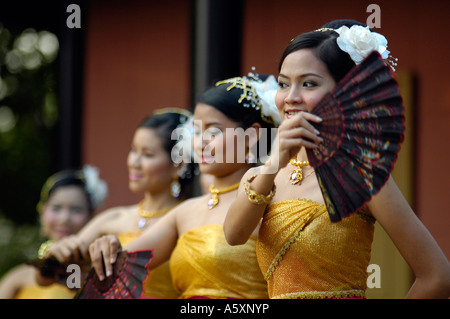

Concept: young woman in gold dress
[[224, 20, 450, 299], [0, 166, 107, 298], [88, 74, 281, 298], [40, 109, 197, 298]]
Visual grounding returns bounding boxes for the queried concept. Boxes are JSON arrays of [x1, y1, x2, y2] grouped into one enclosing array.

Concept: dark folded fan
[[306, 51, 405, 222]]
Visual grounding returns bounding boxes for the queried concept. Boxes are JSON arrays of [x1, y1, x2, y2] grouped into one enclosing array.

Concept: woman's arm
[[89, 206, 180, 281], [224, 166, 276, 245], [45, 208, 120, 264], [224, 112, 323, 245], [368, 175, 450, 298], [0, 264, 31, 298]]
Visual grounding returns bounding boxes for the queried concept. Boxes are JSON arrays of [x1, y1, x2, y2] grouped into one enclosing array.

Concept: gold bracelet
[[37, 240, 54, 259], [243, 175, 276, 205]]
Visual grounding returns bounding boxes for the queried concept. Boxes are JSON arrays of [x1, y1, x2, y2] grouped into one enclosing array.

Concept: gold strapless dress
[[15, 284, 76, 299], [170, 224, 268, 299], [256, 199, 375, 299]]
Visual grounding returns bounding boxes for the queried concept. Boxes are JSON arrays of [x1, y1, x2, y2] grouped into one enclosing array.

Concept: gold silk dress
[[116, 232, 179, 299], [256, 199, 375, 299], [15, 283, 75, 299], [169, 224, 268, 299]]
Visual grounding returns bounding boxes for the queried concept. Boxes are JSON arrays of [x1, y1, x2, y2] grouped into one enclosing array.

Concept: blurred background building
[[0, 0, 449, 298]]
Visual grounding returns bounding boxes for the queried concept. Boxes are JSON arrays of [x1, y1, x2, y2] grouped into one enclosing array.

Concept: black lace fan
[[75, 250, 153, 299], [306, 51, 405, 222]]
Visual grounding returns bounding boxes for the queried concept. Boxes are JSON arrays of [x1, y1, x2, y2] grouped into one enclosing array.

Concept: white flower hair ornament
[[170, 115, 197, 176], [248, 74, 282, 126], [317, 25, 398, 71], [81, 165, 108, 209]]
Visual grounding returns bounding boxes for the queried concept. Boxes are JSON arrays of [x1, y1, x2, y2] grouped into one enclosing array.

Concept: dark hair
[[279, 19, 368, 83], [138, 109, 197, 199], [197, 75, 277, 162], [39, 170, 93, 214]]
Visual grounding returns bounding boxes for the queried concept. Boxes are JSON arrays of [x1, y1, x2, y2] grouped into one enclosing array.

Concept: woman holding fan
[[39, 109, 197, 299], [224, 19, 450, 299], [87, 74, 280, 299]]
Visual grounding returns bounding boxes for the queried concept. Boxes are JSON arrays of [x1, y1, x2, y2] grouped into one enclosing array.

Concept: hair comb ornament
[[215, 71, 281, 126]]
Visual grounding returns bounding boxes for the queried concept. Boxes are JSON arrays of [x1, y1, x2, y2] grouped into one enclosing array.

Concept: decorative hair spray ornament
[[306, 51, 405, 222], [215, 73, 282, 126]]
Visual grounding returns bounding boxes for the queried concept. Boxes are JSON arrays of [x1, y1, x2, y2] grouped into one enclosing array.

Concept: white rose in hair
[[335, 25, 390, 65]]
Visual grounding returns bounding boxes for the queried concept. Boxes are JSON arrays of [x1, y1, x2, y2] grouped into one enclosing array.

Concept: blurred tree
[[0, 1, 84, 278], [0, 26, 59, 225]]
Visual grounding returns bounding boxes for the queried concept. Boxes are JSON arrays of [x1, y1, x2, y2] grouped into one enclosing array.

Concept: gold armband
[[243, 175, 276, 205]]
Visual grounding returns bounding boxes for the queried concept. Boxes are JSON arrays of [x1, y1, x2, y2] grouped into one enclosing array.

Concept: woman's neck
[[141, 190, 181, 211], [211, 164, 252, 190]]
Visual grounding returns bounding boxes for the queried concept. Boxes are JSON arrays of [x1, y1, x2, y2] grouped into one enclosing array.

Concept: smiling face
[[193, 103, 250, 177], [40, 186, 91, 241], [275, 49, 336, 120], [127, 127, 178, 194]]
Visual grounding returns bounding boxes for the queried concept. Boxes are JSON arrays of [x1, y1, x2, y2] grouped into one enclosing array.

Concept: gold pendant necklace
[[138, 200, 177, 229], [208, 182, 240, 209], [289, 157, 310, 185]]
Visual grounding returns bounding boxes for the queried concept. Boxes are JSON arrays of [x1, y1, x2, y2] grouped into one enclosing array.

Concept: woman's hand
[[270, 111, 323, 171], [88, 235, 122, 281], [46, 235, 89, 264]]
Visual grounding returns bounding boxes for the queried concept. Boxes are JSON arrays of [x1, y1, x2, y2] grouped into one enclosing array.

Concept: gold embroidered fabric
[[256, 199, 375, 299], [169, 224, 268, 299], [117, 232, 179, 299], [15, 284, 76, 299]]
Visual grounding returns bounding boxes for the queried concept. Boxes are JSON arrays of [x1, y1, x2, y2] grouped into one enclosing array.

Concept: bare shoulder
[[173, 196, 206, 214], [96, 204, 138, 220], [0, 264, 35, 298], [170, 195, 209, 219], [2, 264, 34, 282], [77, 204, 139, 238]]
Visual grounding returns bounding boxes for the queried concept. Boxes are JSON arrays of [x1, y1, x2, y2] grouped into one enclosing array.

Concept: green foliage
[[0, 214, 42, 279], [0, 25, 59, 224], [0, 24, 59, 277]]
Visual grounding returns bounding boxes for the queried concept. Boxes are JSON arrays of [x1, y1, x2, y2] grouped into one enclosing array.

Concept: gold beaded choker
[[138, 200, 177, 229], [208, 182, 240, 209]]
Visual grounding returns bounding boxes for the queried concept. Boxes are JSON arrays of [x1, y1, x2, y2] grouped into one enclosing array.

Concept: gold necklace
[[138, 200, 177, 229], [208, 182, 240, 209], [289, 157, 311, 185]]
